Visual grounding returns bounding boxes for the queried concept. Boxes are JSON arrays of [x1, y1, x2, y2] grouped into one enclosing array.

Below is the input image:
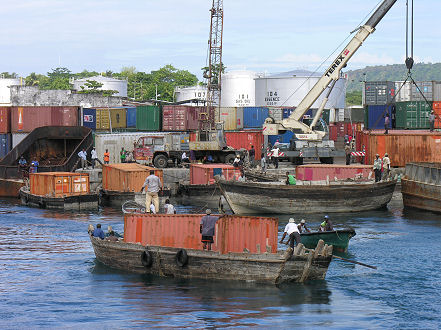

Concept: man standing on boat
[[200, 209, 219, 250], [279, 218, 301, 249], [298, 219, 310, 233], [319, 215, 333, 232], [141, 170, 162, 214], [373, 154, 382, 182], [382, 153, 391, 181]]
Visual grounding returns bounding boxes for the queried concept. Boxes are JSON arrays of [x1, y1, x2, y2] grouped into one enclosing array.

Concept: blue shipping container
[[126, 107, 136, 128], [367, 105, 392, 130], [282, 108, 311, 119], [268, 131, 294, 146], [0, 133, 12, 158], [243, 107, 269, 128], [82, 108, 96, 130]]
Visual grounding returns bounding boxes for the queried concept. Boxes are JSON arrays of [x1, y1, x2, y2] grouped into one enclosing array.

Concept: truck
[[263, 0, 397, 165], [133, 124, 245, 168]]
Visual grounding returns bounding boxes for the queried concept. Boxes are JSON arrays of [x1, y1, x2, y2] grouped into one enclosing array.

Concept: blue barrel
[[82, 108, 96, 130]]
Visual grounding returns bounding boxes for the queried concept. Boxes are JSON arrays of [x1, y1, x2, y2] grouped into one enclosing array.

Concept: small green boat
[[300, 229, 356, 252]]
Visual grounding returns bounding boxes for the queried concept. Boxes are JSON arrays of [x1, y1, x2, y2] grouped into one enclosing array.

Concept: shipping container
[[219, 107, 243, 130], [11, 106, 78, 132], [434, 81, 441, 101], [95, 107, 127, 130], [102, 163, 163, 192], [162, 106, 204, 131], [344, 106, 364, 123], [30, 172, 90, 197], [126, 107, 136, 128], [411, 81, 433, 101], [82, 108, 96, 130], [394, 81, 412, 102], [190, 164, 241, 185], [225, 130, 264, 160], [434, 102, 441, 128], [243, 107, 269, 128], [0, 133, 11, 158], [366, 105, 392, 130], [364, 81, 395, 105], [268, 130, 294, 146], [123, 213, 278, 254], [360, 130, 441, 167], [328, 124, 338, 141], [0, 107, 11, 133], [95, 132, 155, 164], [395, 101, 432, 129], [12, 132, 28, 148], [136, 105, 161, 131], [296, 164, 372, 181]]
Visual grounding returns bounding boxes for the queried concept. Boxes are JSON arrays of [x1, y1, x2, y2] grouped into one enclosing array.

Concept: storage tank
[[73, 76, 127, 97], [254, 70, 346, 109], [0, 78, 22, 105], [174, 85, 207, 105], [221, 70, 257, 107]]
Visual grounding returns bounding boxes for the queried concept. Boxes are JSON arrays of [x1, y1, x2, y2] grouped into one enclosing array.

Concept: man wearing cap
[[298, 219, 310, 233], [373, 154, 382, 182], [279, 218, 301, 249], [200, 209, 220, 250], [319, 215, 333, 232]]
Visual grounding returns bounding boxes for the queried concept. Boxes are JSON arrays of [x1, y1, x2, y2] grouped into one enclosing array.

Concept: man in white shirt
[[78, 149, 87, 169], [163, 199, 176, 214], [382, 153, 391, 180], [271, 146, 280, 169], [90, 147, 98, 169], [141, 170, 162, 213], [279, 218, 301, 249]]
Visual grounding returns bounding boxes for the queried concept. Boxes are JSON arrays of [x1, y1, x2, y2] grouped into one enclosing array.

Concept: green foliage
[[77, 79, 118, 96], [37, 67, 72, 90], [1, 72, 18, 78], [346, 90, 362, 106], [201, 63, 226, 86]]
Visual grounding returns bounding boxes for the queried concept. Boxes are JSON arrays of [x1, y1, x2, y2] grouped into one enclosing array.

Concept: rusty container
[[225, 130, 264, 160], [123, 213, 278, 254], [30, 172, 90, 197], [434, 102, 441, 129], [102, 163, 163, 192], [0, 107, 11, 133], [296, 164, 373, 181], [360, 130, 441, 166], [190, 163, 241, 185], [220, 107, 244, 130], [162, 106, 204, 131], [11, 106, 78, 132]]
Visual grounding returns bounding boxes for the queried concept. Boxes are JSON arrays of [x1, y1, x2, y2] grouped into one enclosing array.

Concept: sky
[[1, 0, 439, 80]]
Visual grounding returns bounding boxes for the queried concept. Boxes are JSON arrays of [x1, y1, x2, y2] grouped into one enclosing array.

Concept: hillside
[[345, 62, 441, 92]]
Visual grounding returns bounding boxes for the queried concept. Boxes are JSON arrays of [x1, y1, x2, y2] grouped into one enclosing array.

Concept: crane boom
[[263, 0, 397, 139]]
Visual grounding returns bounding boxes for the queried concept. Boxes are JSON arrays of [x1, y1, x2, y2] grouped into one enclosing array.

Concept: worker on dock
[[285, 172, 296, 185], [373, 154, 382, 182], [382, 153, 391, 180], [271, 145, 280, 169], [18, 156, 27, 178], [90, 147, 100, 169], [29, 160, 39, 173], [120, 147, 126, 163], [78, 149, 87, 169], [141, 170, 161, 214], [200, 209, 219, 250], [104, 149, 110, 164], [429, 110, 436, 132], [345, 142, 352, 165], [384, 113, 390, 134], [279, 218, 301, 249], [319, 215, 333, 232], [237, 171, 246, 182], [298, 219, 310, 233], [260, 154, 267, 173], [249, 145, 255, 167]]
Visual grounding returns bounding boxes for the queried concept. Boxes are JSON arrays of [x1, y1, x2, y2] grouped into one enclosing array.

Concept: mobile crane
[[263, 0, 397, 164]]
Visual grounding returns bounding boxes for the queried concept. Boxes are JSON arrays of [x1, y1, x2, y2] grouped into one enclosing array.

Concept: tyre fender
[[141, 249, 153, 267], [175, 249, 188, 267]]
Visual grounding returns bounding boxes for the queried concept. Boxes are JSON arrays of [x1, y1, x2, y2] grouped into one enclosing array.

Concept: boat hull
[[0, 178, 24, 197], [90, 236, 332, 284], [100, 189, 170, 208], [20, 187, 98, 210], [300, 229, 356, 252], [176, 184, 230, 211], [401, 178, 441, 213], [217, 180, 396, 214]]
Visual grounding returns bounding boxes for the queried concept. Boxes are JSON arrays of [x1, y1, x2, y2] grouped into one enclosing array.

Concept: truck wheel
[[224, 154, 236, 165], [319, 157, 334, 164], [291, 157, 303, 165], [154, 155, 168, 168]]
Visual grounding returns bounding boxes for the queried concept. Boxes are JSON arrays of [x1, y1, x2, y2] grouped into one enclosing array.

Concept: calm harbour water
[[1, 196, 440, 329]]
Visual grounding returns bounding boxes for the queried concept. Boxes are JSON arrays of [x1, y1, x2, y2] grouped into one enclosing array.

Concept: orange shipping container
[[360, 130, 441, 166], [102, 163, 163, 192], [0, 107, 11, 133], [190, 164, 241, 185], [433, 102, 441, 128], [225, 130, 264, 160], [30, 172, 89, 197], [124, 213, 278, 254]]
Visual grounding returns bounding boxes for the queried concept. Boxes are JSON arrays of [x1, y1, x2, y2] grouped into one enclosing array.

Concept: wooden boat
[[401, 162, 441, 213], [100, 189, 171, 208], [175, 183, 229, 212], [217, 179, 397, 214], [243, 169, 281, 182], [90, 213, 333, 284], [300, 229, 356, 252], [20, 186, 98, 210]]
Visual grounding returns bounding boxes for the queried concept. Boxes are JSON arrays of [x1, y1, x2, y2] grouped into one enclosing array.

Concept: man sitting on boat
[[92, 224, 105, 240], [200, 209, 220, 251], [298, 219, 310, 233], [279, 218, 301, 249], [319, 215, 333, 232]]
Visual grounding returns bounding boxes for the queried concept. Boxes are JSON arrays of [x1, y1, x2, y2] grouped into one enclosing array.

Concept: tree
[[40, 67, 72, 90], [77, 79, 117, 96], [25, 72, 48, 87], [201, 62, 226, 86], [1, 72, 18, 78], [346, 90, 362, 106]]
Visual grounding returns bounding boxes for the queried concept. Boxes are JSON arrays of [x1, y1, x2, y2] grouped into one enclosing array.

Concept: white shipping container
[[433, 81, 441, 101], [411, 81, 432, 101], [329, 108, 336, 123], [219, 107, 243, 130], [12, 132, 28, 148], [395, 81, 412, 102], [337, 109, 345, 122]]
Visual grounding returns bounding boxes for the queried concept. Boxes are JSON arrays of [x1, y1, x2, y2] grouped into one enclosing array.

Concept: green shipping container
[[136, 106, 161, 131], [395, 101, 432, 129]]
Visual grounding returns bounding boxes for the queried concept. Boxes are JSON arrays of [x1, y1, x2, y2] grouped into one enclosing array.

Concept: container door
[[55, 176, 70, 196]]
